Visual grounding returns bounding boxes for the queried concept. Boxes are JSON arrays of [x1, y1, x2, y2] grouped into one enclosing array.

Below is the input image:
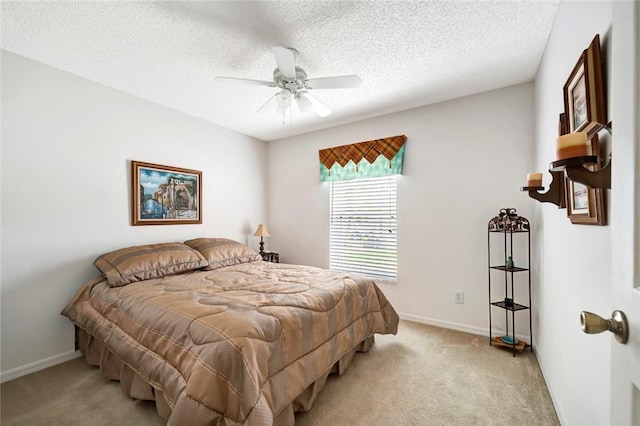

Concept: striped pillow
[[94, 242, 208, 287], [184, 238, 262, 270]]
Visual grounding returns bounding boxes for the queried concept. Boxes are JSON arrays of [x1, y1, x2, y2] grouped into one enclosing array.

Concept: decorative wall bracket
[[549, 155, 611, 189], [520, 170, 566, 208]]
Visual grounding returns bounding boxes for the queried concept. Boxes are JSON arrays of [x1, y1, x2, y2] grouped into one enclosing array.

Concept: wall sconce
[[549, 128, 610, 189], [523, 124, 612, 208], [253, 224, 270, 254], [549, 155, 611, 189], [521, 170, 567, 208]]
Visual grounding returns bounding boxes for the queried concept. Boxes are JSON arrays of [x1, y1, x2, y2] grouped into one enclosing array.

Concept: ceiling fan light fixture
[[301, 91, 332, 117], [276, 89, 292, 107], [315, 106, 332, 118], [296, 93, 312, 113]]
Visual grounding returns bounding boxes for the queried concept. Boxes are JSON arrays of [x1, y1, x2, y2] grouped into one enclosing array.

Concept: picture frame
[[131, 161, 202, 226], [565, 134, 606, 225], [563, 34, 607, 136], [558, 112, 568, 136]]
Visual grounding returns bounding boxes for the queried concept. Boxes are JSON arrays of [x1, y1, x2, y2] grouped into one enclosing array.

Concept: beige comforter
[[62, 261, 399, 425]]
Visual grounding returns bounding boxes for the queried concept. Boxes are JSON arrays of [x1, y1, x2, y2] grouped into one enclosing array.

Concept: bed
[[61, 238, 399, 425]]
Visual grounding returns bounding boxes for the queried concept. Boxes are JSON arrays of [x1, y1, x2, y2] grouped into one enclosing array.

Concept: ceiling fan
[[215, 46, 362, 118]]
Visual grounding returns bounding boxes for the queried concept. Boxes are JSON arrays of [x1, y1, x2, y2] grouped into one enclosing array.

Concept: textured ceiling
[[1, 1, 559, 141]]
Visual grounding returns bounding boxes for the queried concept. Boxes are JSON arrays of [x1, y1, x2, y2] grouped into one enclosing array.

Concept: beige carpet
[[1, 320, 558, 425]]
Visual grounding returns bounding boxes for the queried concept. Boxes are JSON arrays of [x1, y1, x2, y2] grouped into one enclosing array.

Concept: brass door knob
[[580, 310, 629, 344]]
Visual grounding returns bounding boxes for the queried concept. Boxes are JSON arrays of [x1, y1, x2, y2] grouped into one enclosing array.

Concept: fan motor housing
[[273, 66, 308, 92]]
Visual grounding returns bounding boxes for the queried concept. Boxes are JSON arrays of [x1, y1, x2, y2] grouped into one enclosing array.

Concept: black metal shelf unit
[[487, 208, 533, 357]]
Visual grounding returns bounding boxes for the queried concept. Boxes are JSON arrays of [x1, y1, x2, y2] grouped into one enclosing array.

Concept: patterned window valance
[[319, 135, 407, 182]]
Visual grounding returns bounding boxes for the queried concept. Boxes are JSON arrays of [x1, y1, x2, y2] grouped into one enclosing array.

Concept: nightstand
[[261, 252, 280, 263]]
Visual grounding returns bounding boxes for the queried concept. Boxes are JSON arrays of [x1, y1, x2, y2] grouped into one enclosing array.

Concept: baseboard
[[534, 350, 565, 425], [0, 350, 82, 383], [398, 312, 531, 344]]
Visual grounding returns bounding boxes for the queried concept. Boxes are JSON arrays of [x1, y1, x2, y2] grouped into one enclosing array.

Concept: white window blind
[[329, 175, 397, 283]]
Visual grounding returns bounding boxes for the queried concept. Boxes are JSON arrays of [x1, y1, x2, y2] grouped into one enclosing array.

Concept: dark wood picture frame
[[558, 112, 568, 136], [565, 134, 606, 225], [563, 34, 607, 137], [131, 161, 202, 226]]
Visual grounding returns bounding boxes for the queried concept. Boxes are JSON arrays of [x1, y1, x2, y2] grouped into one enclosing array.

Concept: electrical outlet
[[455, 291, 464, 304]]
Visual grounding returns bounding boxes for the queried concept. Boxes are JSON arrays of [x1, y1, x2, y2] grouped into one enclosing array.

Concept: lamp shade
[[276, 89, 292, 106], [296, 93, 312, 113], [253, 224, 270, 237], [275, 89, 292, 115]]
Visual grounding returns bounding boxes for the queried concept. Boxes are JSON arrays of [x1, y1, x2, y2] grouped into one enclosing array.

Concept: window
[[329, 175, 397, 283]]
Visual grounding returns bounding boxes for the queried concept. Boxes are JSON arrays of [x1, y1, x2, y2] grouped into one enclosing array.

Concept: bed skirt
[[75, 326, 375, 425]]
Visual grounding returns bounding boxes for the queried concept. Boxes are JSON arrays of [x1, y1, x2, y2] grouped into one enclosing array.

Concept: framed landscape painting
[[131, 161, 202, 226], [563, 34, 606, 136]]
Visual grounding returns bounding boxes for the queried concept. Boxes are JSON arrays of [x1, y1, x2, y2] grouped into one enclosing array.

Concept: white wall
[[267, 83, 536, 338], [0, 51, 268, 378], [533, 2, 613, 425]]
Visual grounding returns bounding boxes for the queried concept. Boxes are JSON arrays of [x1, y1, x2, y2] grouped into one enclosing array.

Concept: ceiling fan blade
[[304, 75, 362, 90], [215, 76, 275, 87], [271, 46, 297, 79], [256, 93, 278, 114], [299, 91, 332, 117]]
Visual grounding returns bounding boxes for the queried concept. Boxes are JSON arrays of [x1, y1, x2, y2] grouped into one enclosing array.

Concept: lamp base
[[259, 239, 265, 255]]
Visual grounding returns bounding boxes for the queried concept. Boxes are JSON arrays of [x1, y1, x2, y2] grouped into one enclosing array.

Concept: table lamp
[[253, 224, 270, 254]]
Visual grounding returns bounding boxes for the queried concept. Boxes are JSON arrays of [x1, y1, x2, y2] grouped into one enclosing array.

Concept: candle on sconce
[[527, 172, 543, 187], [556, 132, 589, 160]]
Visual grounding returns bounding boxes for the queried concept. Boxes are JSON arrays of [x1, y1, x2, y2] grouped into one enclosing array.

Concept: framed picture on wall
[[563, 34, 607, 136], [565, 134, 606, 225], [558, 112, 568, 136], [131, 161, 202, 226]]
